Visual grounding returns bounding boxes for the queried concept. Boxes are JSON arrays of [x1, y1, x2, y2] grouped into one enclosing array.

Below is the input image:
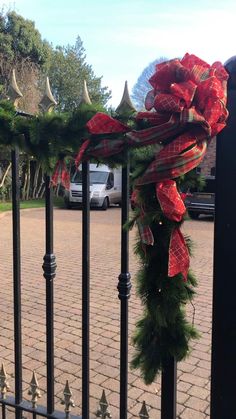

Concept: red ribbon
[[155, 180, 186, 222], [52, 53, 229, 282], [75, 139, 90, 168], [168, 228, 189, 281], [155, 180, 189, 278], [51, 160, 70, 190]]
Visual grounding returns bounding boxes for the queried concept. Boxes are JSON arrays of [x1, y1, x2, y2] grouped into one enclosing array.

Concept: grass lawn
[[0, 197, 65, 212]]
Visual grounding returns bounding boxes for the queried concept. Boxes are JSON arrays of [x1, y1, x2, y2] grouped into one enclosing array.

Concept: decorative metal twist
[[61, 380, 75, 418], [139, 401, 149, 418], [42, 253, 57, 282], [0, 364, 10, 399], [96, 390, 112, 418], [28, 371, 41, 409]]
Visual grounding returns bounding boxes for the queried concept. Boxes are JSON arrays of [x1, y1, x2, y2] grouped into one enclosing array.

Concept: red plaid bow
[[71, 53, 229, 282]]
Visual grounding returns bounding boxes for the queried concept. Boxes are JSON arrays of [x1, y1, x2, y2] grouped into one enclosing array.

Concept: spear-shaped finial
[[115, 81, 136, 115], [139, 401, 149, 418], [28, 370, 41, 409], [79, 80, 92, 105], [61, 380, 75, 418], [96, 389, 112, 418], [39, 77, 57, 113], [7, 69, 23, 107], [0, 363, 10, 399]]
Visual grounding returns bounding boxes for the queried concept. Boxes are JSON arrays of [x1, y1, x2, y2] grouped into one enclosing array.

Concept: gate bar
[[0, 397, 81, 418], [11, 147, 23, 419], [82, 161, 90, 419], [42, 175, 56, 414], [118, 159, 132, 419], [161, 357, 177, 419], [211, 72, 236, 418]]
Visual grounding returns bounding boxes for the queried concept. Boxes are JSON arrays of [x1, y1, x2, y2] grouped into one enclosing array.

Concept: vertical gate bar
[[11, 147, 23, 419], [161, 358, 177, 419], [211, 63, 236, 418], [2, 404, 6, 419], [82, 161, 90, 419], [117, 157, 132, 419], [42, 175, 56, 414]]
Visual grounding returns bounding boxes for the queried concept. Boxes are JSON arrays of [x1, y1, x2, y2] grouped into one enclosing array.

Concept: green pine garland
[[128, 179, 198, 384], [0, 99, 200, 384], [0, 100, 104, 169]]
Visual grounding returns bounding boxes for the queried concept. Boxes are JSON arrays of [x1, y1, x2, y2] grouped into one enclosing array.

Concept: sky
[[1, 0, 236, 108]]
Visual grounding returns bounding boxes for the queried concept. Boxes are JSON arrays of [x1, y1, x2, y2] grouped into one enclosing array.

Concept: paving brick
[[185, 395, 209, 412], [188, 385, 209, 400], [0, 209, 214, 417], [179, 407, 207, 418], [179, 373, 208, 388]]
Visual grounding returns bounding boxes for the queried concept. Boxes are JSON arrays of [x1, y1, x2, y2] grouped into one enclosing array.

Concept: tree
[[131, 56, 168, 110], [0, 11, 112, 200], [46, 36, 111, 112], [0, 10, 51, 113]]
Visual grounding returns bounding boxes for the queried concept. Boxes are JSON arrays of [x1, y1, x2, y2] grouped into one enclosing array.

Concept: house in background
[[198, 138, 216, 176]]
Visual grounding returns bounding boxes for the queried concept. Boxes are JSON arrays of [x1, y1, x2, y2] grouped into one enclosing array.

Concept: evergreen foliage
[[129, 151, 199, 384], [0, 99, 202, 383], [46, 36, 111, 111]]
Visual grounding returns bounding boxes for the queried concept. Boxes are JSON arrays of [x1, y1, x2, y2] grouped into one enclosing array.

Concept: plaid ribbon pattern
[[168, 228, 189, 281], [131, 191, 154, 246], [137, 210, 154, 246], [86, 112, 130, 134], [54, 53, 228, 281], [75, 139, 91, 167], [130, 54, 228, 280], [155, 180, 186, 222], [51, 160, 70, 190]]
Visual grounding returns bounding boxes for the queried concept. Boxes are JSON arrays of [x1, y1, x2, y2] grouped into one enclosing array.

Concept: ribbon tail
[[137, 219, 154, 246], [168, 228, 189, 281], [51, 161, 60, 187], [51, 160, 71, 190], [60, 161, 71, 190], [156, 180, 186, 222], [75, 139, 90, 168], [136, 204, 154, 246]]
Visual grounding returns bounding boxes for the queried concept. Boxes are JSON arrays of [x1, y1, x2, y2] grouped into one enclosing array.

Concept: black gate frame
[[1, 69, 235, 418]]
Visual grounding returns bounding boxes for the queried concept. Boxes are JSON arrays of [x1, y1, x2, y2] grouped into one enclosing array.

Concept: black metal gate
[[0, 148, 177, 419], [1, 62, 236, 419]]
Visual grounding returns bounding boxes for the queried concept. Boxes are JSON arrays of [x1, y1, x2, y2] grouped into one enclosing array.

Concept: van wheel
[[188, 211, 199, 219], [102, 197, 109, 210]]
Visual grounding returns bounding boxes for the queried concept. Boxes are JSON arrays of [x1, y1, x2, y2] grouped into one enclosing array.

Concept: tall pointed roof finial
[[79, 80, 92, 106], [7, 69, 23, 107], [115, 81, 136, 115], [39, 77, 57, 113]]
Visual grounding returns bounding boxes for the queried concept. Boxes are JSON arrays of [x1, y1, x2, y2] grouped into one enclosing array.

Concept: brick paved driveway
[[0, 207, 214, 418]]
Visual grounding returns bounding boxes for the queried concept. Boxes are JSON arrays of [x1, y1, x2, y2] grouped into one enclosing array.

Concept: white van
[[64, 164, 122, 210]]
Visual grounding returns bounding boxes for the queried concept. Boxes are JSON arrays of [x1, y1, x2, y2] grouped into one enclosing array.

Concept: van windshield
[[72, 171, 109, 184]]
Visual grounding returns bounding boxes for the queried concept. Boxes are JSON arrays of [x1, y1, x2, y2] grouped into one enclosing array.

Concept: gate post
[[211, 57, 236, 418]]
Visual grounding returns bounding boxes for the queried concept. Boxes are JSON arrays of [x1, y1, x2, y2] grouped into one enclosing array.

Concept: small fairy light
[[159, 221, 163, 225]]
